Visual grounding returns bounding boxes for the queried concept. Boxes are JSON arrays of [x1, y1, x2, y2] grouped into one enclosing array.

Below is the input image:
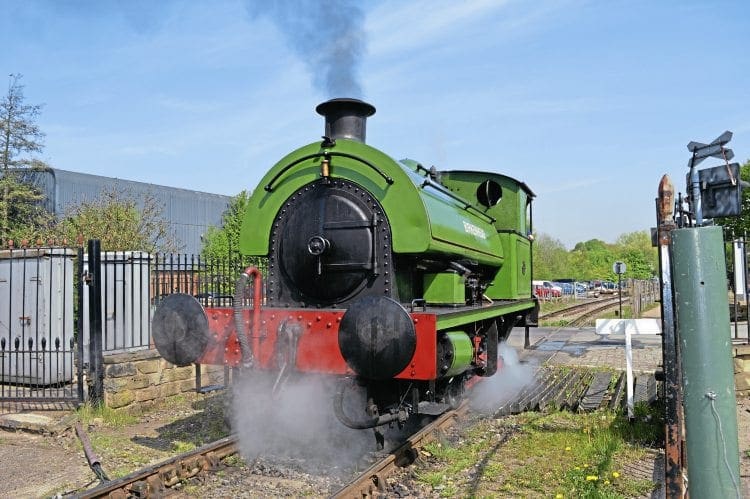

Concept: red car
[[533, 282, 561, 298]]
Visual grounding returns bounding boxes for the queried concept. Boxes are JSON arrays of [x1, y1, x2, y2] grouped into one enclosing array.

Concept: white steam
[[231, 373, 373, 472], [231, 343, 536, 473], [469, 342, 536, 414]]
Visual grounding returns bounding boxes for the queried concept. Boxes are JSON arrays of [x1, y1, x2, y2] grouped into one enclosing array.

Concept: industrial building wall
[[20, 168, 231, 254]]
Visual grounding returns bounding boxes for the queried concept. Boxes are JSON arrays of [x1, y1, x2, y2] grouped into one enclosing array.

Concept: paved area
[[507, 324, 663, 374]]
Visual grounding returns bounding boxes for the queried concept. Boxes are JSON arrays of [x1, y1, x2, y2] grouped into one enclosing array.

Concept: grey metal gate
[[0, 246, 84, 408]]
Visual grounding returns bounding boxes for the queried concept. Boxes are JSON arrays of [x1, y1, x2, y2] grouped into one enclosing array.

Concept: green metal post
[[671, 226, 741, 498]]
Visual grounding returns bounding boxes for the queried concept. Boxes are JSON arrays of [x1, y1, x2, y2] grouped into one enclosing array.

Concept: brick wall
[[103, 349, 226, 411], [735, 345, 750, 397]]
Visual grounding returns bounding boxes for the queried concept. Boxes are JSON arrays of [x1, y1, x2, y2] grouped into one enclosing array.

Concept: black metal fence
[[1, 244, 262, 408], [152, 252, 264, 309]]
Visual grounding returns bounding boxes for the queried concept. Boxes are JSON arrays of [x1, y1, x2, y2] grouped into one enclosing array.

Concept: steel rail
[[75, 407, 468, 499], [331, 403, 469, 498], [568, 299, 626, 327], [75, 435, 238, 498], [539, 296, 622, 321]]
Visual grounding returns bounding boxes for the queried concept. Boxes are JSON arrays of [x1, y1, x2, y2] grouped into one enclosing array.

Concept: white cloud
[[366, 0, 510, 56], [365, 0, 579, 58]]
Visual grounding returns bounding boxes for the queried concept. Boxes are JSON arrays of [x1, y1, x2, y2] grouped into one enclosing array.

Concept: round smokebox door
[[338, 296, 416, 380], [278, 181, 377, 304]]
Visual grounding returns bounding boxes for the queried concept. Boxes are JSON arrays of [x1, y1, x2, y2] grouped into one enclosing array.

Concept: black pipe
[[448, 261, 473, 277], [233, 273, 253, 367], [75, 422, 110, 483], [333, 381, 403, 429]]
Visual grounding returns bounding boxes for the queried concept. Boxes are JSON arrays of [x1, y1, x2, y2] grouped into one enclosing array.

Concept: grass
[[223, 454, 246, 467], [415, 403, 663, 497], [543, 318, 573, 327], [85, 431, 164, 478], [76, 401, 138, 428], [71, 393, 230, 480], [599, 305, 634, 320], [172, 440, 197, 453], [538, 298, 579, 315]]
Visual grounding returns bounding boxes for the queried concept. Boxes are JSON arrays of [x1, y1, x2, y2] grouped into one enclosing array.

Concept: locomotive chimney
[[316, 98, 375, 143]]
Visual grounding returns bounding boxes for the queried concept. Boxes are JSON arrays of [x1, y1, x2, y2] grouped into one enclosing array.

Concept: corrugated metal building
[[21, 168, 231, 254]]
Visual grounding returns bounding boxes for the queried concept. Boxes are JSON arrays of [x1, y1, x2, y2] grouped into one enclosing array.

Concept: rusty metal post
[[656, 175, 685, 496]]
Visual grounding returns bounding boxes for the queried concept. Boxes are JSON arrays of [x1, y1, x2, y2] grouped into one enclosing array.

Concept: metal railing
[[0, 243, 262, 407], [152, 252, 265, 308], [85, 251, 264, 355]]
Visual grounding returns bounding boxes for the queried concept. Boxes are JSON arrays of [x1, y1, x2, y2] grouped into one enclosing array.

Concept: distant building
[[21, 168, 231, 254]]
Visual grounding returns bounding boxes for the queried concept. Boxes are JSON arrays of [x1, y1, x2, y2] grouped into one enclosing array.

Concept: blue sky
[[2, 0, 748, 248]]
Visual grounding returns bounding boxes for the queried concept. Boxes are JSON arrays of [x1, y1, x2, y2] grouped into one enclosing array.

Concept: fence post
[[87, 239, 104, 405], [76, 246, 85, 403]]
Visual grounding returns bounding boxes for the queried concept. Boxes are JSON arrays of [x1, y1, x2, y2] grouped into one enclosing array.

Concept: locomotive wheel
[[444, 377, 466, 409]]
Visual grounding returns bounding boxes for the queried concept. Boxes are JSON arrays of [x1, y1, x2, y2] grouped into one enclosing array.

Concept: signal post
[[656, 132, 742, 498]]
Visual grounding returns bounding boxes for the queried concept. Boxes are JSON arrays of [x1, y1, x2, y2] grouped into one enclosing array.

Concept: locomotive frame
[[152, 98, 538, 439]]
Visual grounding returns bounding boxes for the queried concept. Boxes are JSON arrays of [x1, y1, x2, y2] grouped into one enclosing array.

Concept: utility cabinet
[[0, 248, 76, 385]]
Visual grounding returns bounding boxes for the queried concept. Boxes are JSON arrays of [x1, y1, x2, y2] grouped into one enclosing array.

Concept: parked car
[[546, 281, 563, 295], [532, 280, 562, 298]]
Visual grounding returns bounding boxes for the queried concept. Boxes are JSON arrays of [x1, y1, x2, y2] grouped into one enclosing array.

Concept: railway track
[[540, 296, 625, 325], [74, 365, 658, 498], [332, 402, 469, 498], [76, 436, 239, 498]]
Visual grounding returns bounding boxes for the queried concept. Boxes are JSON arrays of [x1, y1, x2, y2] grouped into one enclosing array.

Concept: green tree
[[569, 239, 614, 280], [533, 230, 660, 283], [0, 74, 50, 243], [201, 190, 250, 259], [614, 231, 657, 279], [532, 233, 570, 279], [52, 189, 178, 252]]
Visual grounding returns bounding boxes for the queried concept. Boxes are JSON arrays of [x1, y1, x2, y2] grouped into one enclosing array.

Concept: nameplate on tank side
[[462, 220, 487, 239]]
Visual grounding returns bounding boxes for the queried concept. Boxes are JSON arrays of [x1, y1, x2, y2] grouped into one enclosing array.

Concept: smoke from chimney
[[245, 0, 366, 98]]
